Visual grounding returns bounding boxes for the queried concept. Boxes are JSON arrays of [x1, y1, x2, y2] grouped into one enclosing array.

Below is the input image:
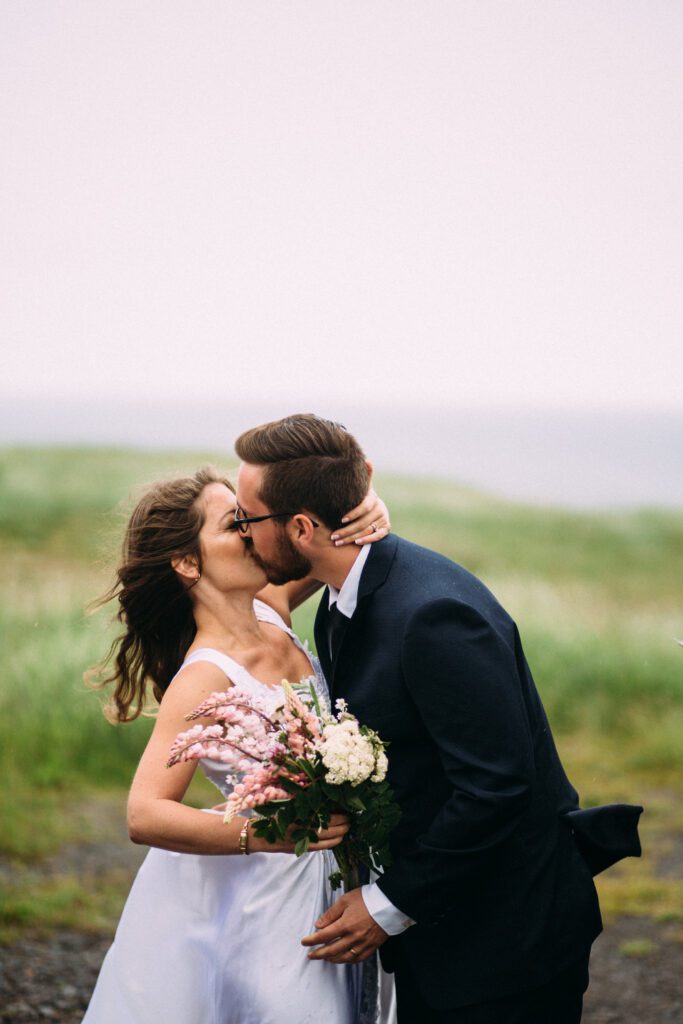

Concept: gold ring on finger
[[349, 947, 359, 958], [370, 522, 379, 533]]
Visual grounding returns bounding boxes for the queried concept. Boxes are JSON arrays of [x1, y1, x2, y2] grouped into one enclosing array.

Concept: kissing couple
[[84, 413, 642, 1024]]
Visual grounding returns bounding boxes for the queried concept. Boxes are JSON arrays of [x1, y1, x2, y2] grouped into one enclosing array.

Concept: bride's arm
[[255, 489, 392, 622], [126, 663, 348, 855], [254, 577, 323, 623]]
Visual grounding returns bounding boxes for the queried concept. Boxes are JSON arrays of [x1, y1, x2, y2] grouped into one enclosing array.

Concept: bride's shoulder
[[161, 658, 233, 716]]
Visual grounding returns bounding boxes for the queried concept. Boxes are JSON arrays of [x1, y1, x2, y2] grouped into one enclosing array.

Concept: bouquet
[[167, 681, 401, 890]]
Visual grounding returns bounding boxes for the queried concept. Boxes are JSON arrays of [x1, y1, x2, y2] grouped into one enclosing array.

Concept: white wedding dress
[[83, 599, 390, 1024]]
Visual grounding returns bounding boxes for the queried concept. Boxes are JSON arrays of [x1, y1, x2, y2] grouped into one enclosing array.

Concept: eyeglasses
[[232, 506, 320, 535]]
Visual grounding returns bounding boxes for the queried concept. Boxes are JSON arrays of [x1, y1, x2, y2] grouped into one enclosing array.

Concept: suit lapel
[[313, 586, 333, 682], [315, 535, 400, 698], [355, 533, 398, 605]]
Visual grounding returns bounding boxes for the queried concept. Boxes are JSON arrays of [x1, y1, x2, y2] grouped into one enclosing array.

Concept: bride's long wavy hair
[[88, 466, 234, 723]]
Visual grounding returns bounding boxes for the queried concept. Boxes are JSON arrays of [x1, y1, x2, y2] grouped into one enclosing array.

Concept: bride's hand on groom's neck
[[330, 487, 391, 548]]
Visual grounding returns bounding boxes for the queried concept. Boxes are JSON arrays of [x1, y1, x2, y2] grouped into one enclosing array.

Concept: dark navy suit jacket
[[314, 535, 639, 1010]]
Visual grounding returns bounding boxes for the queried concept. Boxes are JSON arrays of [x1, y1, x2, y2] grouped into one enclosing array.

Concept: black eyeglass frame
[[232, 508, 320, 535]]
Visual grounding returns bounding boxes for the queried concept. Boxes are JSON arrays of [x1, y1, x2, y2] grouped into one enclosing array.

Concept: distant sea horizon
[[1, 397, 681, 511]]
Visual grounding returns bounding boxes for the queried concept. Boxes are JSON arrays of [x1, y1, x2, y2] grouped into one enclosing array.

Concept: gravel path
[[2, 919, 682, 1023], [1, 932, 112, 1023], [1, 797, 681, 1023]]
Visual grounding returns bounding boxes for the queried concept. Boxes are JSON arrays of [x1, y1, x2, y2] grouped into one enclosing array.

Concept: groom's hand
[[301, 889, 388, 963]]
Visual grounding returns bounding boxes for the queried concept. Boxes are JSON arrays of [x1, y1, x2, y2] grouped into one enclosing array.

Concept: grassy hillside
[[1, 447, 682, 911]]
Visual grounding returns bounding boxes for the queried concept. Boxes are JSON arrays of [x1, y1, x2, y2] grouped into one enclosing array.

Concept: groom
[[234, 413, 641, 1023]]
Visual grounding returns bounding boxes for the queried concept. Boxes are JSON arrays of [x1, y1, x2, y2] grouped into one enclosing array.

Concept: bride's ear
[[171, 554, 200, 583]]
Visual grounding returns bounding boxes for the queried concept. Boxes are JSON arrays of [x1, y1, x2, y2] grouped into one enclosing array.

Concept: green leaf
[[346, 795, 366, 812], [278, 776, 304, 796], [295, 758, 320, 783], [307, 785, 323, 811], [294, 791, 310, 818], [294, 836, 310, 857], [307, 681, 322, 719], [320, 781, 343, 802]]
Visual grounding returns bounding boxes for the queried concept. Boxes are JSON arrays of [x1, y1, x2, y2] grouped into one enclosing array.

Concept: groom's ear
[[288, 514, 318, 547], [365, 459, 374, 480]]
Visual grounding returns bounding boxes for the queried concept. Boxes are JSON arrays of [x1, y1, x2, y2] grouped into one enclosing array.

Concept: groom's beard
[[244, 531, 312, 586]]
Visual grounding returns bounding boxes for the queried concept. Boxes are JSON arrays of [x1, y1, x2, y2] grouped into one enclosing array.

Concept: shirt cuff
[[360, 882, 415, 936]]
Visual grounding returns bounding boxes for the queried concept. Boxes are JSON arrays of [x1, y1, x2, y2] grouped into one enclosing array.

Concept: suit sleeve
[[376, 598, 535, 925]]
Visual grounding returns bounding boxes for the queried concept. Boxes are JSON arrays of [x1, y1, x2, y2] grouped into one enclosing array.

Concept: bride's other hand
[[331, 489, 391, 547], [248, 813, 350, 854]]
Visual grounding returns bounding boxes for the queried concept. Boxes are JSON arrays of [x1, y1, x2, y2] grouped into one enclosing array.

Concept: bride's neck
[[191, 588, 262, 651]]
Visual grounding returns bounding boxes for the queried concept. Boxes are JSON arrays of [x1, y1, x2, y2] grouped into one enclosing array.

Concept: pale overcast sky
[[2, 1, 682, 412]]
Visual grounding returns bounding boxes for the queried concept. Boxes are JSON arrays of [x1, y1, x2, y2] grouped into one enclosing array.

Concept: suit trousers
[[394, 950, 591, 1024]]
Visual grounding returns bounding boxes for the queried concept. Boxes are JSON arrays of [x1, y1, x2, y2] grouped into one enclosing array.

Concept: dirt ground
[[1, 798, 681, 1023]]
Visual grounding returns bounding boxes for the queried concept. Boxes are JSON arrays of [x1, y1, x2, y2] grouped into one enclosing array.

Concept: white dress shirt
[[328, 544, 415, 936], [327, 543, 370, 615]]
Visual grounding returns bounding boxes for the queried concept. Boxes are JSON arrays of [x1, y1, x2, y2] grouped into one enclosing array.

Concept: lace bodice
[[176, 599, 329, 800]]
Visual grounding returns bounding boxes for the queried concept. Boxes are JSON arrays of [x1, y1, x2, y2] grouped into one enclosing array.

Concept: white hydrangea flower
[[319, 717, 385, 786]]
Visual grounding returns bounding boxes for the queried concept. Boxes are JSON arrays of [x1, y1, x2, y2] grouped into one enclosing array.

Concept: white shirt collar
[[327, 543, 371, 618]]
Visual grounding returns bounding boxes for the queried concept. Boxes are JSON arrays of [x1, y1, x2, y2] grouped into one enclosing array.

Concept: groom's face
[[235, 463, 312, 585]]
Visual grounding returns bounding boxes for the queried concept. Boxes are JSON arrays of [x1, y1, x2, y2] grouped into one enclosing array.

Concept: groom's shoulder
[[383, 537, 514, 634], [392, 534, 472, 577], [390, 535, 495, 603]]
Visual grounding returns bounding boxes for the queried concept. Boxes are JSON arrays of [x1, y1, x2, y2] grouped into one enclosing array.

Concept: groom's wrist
[[360, 882, 415, 936]]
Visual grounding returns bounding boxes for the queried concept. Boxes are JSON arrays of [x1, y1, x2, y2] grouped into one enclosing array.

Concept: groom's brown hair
[[235, 413, 370, 529]]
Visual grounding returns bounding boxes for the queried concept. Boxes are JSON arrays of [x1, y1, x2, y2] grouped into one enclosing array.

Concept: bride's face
[[196, 483, 267, 594]]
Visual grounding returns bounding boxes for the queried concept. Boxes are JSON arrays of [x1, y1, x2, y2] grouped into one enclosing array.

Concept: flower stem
[[333, 837, 361, 892]]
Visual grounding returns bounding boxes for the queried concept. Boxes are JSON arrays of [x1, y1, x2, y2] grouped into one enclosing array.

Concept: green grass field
[[1, 446, 682, 933]]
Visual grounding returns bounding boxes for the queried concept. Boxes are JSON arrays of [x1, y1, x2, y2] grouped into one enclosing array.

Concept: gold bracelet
[[238, 820, 250, 855]]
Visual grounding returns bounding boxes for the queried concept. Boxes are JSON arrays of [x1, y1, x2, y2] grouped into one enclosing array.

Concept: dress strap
[[180, 647, 244, 683], [253, 597, 314, 663], [253, 597, 291, 632]]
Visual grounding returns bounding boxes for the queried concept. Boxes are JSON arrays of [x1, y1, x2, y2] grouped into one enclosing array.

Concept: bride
[[83, 466, 391, 1024]]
